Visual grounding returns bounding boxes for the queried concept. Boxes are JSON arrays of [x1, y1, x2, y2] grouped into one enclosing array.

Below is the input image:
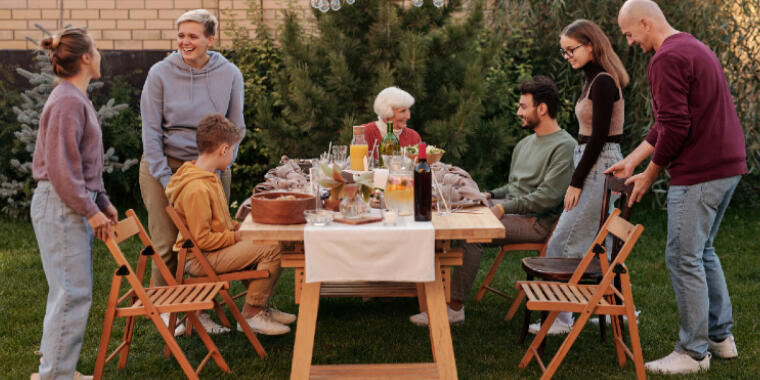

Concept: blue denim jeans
[[546, 143, 623, 258], [666, 175, 740, 359], [31, 181, 95, 380]]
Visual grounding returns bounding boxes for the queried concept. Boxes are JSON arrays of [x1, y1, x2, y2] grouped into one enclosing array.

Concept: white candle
[[373, 168, 389, 190]]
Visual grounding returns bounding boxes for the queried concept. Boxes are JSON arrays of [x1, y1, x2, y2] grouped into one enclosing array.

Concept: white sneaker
[[265, 306, 297, 325], [645, 350, 710, 374], [31, 372, 92, 380], [708, 335, 738, 359], [237, 310, 290, 335], [528, 319, 572, 335], [590, 310, 641, 325], [160, 313, 187, 336], [198, 312, 231, 334], [409, 305, 464, 326]]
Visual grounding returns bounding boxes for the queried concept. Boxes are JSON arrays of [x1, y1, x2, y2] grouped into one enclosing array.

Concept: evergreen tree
[[0, 25, 137, 218], [253, 0, 524, 187]]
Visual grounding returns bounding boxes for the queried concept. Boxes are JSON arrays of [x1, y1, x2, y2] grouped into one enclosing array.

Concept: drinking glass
[[435, 183, 453, 216], [309, 167, 321, 209], [332, 145, 348, 169]]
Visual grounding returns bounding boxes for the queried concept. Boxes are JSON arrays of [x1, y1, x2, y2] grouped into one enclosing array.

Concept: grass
[[1, 205, 758, 379]]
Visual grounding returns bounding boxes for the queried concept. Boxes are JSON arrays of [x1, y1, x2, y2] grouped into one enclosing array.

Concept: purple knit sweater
[[645, 33, 747, 185], [32, 80, 111, 218]]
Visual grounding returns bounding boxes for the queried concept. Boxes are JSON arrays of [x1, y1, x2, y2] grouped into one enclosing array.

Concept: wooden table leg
[[290, 281, 321, 380], [424, 257, 458, 380]]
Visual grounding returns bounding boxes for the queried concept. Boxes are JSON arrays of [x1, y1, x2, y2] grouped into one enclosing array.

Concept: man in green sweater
[[411, 76, 576, 326]]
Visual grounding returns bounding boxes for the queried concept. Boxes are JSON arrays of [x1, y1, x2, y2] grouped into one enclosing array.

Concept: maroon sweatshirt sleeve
[[647, 54, 692, 167], [45, 98, 101, 218]]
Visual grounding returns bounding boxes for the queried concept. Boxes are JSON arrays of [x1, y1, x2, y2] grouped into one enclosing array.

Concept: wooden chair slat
[[539, 283, 558, 302], [529, 283, 546, 301], [549, 284, 568, 302], [558, 285, 579, 303], [568, 285, 587, 302]]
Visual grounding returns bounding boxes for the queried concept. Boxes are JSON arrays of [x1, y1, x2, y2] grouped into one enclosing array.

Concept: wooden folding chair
[[507, 175, 634, 343], [506, 209, 645, 380], [93, 209, 231, 380], [474, 225, 555, 302], [164, 204, 269, 359]]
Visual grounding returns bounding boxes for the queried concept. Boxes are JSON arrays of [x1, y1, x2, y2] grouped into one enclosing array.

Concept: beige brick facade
[[0, 0, 315, 49]]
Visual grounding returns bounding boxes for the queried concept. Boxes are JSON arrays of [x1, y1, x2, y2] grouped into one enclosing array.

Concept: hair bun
[[51, 35, 61, 49]]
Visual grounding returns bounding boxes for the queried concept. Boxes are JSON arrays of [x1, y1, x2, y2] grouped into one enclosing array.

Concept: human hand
[[564, 186, 582, 211], [490, 205, 504, 219], [603, 159, 634, 178], [234, 230, 241, 242], [104, 204, 118, 225], [624, 172, 654, 207], [483, 191, 492, 200], [88, 212, 112, 242]]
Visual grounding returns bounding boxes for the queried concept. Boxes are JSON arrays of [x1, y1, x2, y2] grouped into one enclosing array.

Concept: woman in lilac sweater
[[30, 28, 117, 380]]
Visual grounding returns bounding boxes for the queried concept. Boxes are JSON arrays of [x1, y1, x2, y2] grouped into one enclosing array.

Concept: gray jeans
[[31, 181, 96, 379], [452, 199, 549, 303]]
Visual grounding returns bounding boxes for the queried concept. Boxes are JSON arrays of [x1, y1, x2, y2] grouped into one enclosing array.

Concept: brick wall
[[0, 0, 315, 50]]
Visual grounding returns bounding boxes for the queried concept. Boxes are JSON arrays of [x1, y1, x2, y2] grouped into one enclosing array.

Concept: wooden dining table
[[239, 207, 505, 380]]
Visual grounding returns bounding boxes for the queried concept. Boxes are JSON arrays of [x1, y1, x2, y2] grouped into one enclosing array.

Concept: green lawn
[[1, 205, 758, 379]]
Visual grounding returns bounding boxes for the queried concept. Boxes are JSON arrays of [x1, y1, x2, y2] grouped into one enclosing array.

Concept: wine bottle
[[378, 121, 400, 167], [414, 142, 432, 221]]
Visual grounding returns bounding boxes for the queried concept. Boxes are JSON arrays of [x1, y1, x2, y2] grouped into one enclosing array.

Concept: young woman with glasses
[[530, 19, 630, 335]]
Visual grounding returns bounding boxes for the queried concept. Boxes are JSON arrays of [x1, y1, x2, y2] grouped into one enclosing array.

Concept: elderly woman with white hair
[[363, 86, 422, 157], [139, 9, 246, 333]]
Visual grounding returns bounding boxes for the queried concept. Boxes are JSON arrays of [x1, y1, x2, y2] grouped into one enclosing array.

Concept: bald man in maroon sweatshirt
[[607, 0, 747, 375]]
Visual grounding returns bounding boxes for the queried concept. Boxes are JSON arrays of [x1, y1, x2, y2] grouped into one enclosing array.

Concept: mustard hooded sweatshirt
[[166, 162, 239, 253]]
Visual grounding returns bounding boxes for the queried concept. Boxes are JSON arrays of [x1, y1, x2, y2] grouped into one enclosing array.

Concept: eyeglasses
[[560, 43, 587, 58]]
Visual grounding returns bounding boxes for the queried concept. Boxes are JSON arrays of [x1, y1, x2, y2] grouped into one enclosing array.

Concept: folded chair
[[508, 175, 633, 343], [506, 209, 645, 380], [165, 204, 269, 359], [94, 209, 230, 380]]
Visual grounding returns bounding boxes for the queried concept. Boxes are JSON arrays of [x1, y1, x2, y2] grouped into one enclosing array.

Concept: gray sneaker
[[409, 305, 464, 326], [237, 310, 290, 335], [708, 335, 738, 359]]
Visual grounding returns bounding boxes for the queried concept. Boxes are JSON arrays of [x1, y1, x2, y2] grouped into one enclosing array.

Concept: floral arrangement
[[317, 163, 374, 201]]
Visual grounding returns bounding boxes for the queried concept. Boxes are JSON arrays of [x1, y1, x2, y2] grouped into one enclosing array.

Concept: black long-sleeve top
[[570, 62, 622, 189]]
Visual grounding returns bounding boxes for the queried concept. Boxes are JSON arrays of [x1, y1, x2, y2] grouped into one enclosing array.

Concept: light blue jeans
[[31, 181, 96, 380], [546, 143, 623, 258], [666, 175, 740, 359]]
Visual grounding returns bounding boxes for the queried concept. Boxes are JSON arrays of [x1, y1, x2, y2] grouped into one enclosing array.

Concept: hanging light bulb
[[346, 0, 355, 4], [412, 0, 424, 7], [433, 0, 444, 7], [319, 0, 330, 12], [311, 0, 320, 8], [330, 0, 341, 11]]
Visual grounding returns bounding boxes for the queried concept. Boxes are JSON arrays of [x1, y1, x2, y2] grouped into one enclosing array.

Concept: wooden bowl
[[251, 191, 315, 224]]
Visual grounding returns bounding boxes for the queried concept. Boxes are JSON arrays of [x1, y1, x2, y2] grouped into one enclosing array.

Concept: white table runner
[[304, 210, 435, 283]]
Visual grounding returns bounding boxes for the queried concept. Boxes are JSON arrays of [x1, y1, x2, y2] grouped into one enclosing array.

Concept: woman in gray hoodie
[[139, 9, 245, 320]]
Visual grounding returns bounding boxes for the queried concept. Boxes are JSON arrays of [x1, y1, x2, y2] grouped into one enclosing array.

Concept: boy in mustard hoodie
[[166, 114, 295, 335]]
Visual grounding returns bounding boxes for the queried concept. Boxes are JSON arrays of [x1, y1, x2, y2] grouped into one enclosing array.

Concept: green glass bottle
[[378, 121, 400, 167]]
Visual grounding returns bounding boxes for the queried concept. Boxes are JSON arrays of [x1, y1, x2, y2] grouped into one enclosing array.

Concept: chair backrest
[[568, 208, 644, 286], [106, 209, 178, 288], [164, 205, 224, 283], [599, 175, 634, 260]]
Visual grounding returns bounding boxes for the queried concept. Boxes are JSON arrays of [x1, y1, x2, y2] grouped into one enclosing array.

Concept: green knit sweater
[[491, 129, 577, 230]]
